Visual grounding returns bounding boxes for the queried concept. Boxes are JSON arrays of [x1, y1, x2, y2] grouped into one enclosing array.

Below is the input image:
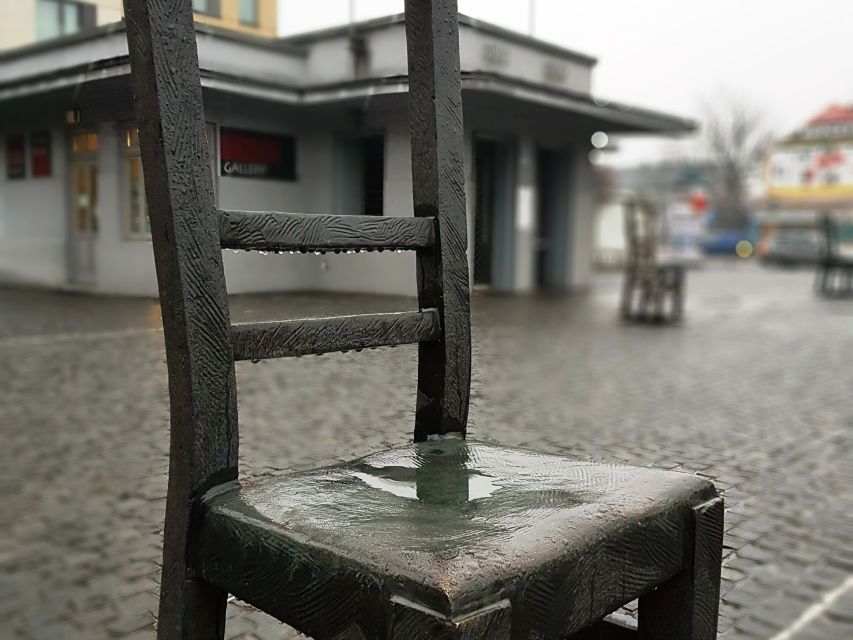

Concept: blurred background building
[[0, 3, 691, 296], [754, 104, 853, 260]]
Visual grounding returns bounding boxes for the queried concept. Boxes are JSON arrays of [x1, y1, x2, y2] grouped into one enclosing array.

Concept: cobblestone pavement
[[1, 260, 851, 639]]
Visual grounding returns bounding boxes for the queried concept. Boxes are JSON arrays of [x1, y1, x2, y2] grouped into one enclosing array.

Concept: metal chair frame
[[124, 1, 721, 637], [621, 198, 685, 323]]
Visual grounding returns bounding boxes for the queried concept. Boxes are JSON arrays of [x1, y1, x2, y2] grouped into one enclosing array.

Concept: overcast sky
[[278, 1, 853, 166]]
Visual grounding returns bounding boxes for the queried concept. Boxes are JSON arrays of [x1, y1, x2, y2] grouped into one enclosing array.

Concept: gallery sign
[[219, 127, 296, 180]]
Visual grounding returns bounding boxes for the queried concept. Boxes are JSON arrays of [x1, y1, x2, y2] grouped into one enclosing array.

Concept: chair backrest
[[123, 0, 471, 496], [820, 212, 839, 259], [624, 198, 657, 268]]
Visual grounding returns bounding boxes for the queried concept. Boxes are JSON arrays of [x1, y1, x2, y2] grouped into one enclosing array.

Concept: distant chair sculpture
[[816, 213, 853, 296], [621, 198, 686, 322], [124, 0, 722, 638]]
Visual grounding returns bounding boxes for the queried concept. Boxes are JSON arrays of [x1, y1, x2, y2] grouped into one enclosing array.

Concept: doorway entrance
[[535, 148, 568, 288], [334, 134, 385, 216], [68, 131, 99, 288], [473, 138, 514, 288]]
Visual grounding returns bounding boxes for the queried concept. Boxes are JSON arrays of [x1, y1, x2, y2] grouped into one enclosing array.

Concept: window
[[238, 0, 258, 25], [122, 128, 150, 239], [36, 0, 95, 41], [122, 125, 217, 239], [192, 0, 220, 17]]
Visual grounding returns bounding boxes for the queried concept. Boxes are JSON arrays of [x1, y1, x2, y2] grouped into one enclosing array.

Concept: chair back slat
[[124, 1, 239, 635], [231, 310, 441, 361], [821, 213, 839, 259], [405, 0, 471, 441], [124, 0, 238, 493], [219, 210, 435, 253], [126, 0, 472, 467]]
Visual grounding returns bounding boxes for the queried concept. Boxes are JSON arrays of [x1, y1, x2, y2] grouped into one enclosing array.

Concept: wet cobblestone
[[0, 261, 851, 639]]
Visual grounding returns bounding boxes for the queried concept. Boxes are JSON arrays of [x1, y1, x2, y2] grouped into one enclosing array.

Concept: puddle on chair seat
[[350, 470, 501, 502]]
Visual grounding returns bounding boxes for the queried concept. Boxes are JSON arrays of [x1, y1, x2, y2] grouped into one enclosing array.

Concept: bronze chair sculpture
[[621, 198, 686, 322], [816, 213, 853, 296], [124, 0, 722, 637]]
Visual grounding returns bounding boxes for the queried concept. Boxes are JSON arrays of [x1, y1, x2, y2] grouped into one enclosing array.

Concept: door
[[535, 148, 568, 288], [474, 139, 497, 285], [69, 132, 99, 287]]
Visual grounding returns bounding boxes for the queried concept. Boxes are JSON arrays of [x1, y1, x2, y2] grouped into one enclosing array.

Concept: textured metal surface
[[195, 440, 717, 639], [406, 0, 473, 441], [123, 0, 236, 637], [639, 497, 724, 639], [218, 210, 436, 252], [230, 310, 441, 361]]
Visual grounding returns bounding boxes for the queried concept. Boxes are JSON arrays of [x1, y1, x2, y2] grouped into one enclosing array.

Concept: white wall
[[513, 137, 537, 292], [567, 145, 595, 291], [314, 113, 417, 296], [459, 27, 593, 94], [0, 126, 68, 287]]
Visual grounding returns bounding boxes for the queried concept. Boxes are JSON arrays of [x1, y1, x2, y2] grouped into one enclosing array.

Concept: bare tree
[[702, 98, 773, 229]]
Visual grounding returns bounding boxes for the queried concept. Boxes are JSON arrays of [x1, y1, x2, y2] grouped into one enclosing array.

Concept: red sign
[[6, 135, 25, 179], [219, 127, 296, 180], [31, 131, 51, 177]]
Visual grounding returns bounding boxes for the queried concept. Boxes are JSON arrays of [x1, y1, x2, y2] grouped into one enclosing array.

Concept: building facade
[[0, 13, 691, 296], [0, 0, 276, 51], [756, 104, 853, 242]]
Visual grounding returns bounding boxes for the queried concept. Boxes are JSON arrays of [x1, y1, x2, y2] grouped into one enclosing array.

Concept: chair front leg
[[637, 497, 723, 640]]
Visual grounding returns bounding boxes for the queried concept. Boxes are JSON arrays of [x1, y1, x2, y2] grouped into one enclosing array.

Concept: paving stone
[[1, 264, 851, 639]]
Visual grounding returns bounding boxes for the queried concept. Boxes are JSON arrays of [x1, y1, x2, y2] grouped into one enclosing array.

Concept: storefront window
[[123, 128, 150, 239], [72, 131, 99, 155], [238, 0, 258, 25]]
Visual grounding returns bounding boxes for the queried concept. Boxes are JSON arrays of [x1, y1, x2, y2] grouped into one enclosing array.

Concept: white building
[[0, 14, 693, 296]]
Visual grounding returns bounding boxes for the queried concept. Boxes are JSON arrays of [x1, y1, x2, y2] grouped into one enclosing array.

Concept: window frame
[[120, 123, 218, 241], [121, 126, 151, 241], [192, 0, 221, 18], [35, 0, 96, 40], [237, 0, 259, 26]]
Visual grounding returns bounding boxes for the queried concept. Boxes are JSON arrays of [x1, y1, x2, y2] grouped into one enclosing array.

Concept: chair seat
[[195, 440, 716, 639]]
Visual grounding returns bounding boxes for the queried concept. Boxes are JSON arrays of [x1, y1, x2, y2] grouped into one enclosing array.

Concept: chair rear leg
[[638, 497, 723, 640], [671, 270, 684, 321], [158, 497, 228, 639], [653, 274, 666, 321], [157, 574, 227, 639], [621, 269, 636, 320]]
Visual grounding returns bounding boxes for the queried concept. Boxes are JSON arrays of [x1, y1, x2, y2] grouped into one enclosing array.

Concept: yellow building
[[0, 0, 276, 51]]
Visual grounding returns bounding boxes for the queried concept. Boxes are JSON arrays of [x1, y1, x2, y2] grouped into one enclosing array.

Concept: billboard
[[766, 144, 853, 200]]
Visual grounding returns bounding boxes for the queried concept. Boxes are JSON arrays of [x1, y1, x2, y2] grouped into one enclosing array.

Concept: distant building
[[0, 1, 276, 51], [757, 104, 853, 240], [0, 12, 691, 296]]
